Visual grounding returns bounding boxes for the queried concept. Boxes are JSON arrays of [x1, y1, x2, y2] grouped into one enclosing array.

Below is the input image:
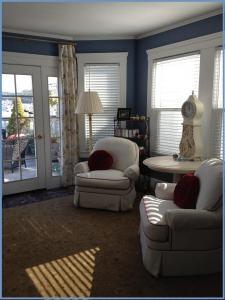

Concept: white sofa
[[74, 137, 140, 211], [139, 158, 222, 277]]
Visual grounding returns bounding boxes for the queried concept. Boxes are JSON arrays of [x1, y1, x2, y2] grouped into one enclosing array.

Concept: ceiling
[[3, 2, 222, 40]]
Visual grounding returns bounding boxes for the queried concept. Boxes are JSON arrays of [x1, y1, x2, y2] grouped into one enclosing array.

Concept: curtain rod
[[3, 32, 77, 45]]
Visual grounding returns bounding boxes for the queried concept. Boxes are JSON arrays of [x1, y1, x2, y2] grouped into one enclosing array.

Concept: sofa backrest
[[195, 158, 223, 210], [93, 137, 139, 171]]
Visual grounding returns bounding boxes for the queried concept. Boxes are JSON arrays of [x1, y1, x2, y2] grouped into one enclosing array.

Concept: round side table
[[143, 156, 202, 182]]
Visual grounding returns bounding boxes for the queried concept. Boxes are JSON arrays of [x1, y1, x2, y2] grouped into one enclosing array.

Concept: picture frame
[[117, 108, 131, 120]]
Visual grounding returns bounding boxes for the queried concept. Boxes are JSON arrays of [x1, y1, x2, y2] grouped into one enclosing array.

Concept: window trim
[[211, 47, 223, 159], [146, 32, 222, 158], [76, 52, 128, 157]]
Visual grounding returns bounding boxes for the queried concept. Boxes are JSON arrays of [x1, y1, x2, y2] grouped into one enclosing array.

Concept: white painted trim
[[3, 28, 135, 40], [198, 47, 216, 158], [137, 9, 222, 39], [146, 32, 222, 57], [76, 52, 128, 157], [75, 35, 134, 40], [146, 32, 222, 159], [41, 66, 61, 189], [3, 51, 58, 67], [3, 28, 75, 41]]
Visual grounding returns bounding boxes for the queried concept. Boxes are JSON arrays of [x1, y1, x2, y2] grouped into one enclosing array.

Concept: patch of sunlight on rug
[[25, 247, 100, 297]]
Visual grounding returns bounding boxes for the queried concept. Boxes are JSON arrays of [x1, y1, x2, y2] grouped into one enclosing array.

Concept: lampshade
[[75, 91, 103, 114]]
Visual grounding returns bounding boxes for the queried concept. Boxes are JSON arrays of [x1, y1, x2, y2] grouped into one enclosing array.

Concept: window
[[2, 74, 37, 182], [147, 32, 222, 159], [48, 76, 61, 176], [212, 48, 223, 159], [84, 63, 120, 146], [77, 53, 127, 156], [151, 53, 200, 155]]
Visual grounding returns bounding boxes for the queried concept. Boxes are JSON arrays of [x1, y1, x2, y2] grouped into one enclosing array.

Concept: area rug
[[3, 195, 222, 297], [3, 186, 74, 208]]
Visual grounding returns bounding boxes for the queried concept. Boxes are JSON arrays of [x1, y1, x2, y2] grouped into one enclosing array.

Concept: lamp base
[[88, 113, 93, 154]]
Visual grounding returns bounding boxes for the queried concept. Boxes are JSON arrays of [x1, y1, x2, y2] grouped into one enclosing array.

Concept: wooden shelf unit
[[113, 117, 150, 157]]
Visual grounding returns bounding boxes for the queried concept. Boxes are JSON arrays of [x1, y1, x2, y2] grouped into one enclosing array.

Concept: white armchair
[[139, 158, 222, 277], [74, 137, 139, 211]]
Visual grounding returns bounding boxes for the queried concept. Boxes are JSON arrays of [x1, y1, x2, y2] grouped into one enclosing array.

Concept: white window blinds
[[84, 63, 120, 146], [211, 48, 223, 159], [151, 53, 200, 155]]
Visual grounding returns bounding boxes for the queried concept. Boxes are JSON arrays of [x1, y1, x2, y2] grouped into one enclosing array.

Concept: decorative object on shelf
[[113, 117, 150, 161], [75, 91, 103, 153], [179, 91, 203, 161], [173, 153, 179, 161], [117, 108, 131, 120], [115, 128, 139, 138], [130, 115, 140, 120]]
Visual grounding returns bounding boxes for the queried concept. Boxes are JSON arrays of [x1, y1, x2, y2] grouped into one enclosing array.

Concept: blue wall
[[135, 14, 223, 115], [3, 36, 136, 111], [3, 14, 222, 115]]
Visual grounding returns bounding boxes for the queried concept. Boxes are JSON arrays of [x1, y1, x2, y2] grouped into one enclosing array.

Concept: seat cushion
[[76, 169, 130, 190], [88, 150, 113, 171], [140, 195, 179, 242]]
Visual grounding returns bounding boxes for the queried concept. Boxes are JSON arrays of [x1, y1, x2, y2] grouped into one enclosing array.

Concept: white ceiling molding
[[3, 28, 76, 41], [3, 28, 135, 41], [137, 9, 222, 39]]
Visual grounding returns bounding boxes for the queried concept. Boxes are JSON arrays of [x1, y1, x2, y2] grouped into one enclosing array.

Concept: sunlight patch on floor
[[25, 247, 100, 297]]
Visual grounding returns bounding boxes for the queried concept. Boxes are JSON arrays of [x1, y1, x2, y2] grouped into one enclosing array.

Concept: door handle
[[37, 134, 43, 139]]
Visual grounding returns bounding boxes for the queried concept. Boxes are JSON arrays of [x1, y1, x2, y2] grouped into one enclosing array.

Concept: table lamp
[[75, 91, 103, 153]]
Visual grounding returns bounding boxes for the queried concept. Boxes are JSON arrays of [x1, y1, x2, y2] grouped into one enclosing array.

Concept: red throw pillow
[[88, 150, 113, 171], [6, 133, 25, 141], [6, 134, 17, 141], [174, 173, 200, 209]]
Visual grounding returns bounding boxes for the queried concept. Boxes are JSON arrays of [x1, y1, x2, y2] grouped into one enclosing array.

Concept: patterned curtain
[[59, 44, 79, 186]]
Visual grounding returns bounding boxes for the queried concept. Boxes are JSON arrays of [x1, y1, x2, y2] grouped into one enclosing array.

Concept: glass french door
[[2, 64, 46, 195]]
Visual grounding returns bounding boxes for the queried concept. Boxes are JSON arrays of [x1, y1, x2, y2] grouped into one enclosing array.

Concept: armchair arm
[[123, 164, 140, 182], [165, 209, 222, 230], [155, 183, 176, 200], [74, 161, 90, 176]]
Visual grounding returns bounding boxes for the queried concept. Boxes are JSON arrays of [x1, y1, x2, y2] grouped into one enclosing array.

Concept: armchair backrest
[[93, 137, 139, 171], [195, 158, 223, 210]]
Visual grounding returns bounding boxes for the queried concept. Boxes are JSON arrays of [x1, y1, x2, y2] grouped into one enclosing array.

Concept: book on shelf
[[115, 128, 139, 138]]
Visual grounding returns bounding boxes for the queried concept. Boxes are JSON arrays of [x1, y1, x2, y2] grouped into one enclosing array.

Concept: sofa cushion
[[76, 169, 130, 190], [140, 195, 179, 242], [195, 159, 223, 210], [174, 173, 200, 209], [88, 150, 113, 171]]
